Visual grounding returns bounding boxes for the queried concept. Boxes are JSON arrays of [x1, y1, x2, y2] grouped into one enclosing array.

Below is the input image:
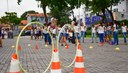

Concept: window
[[121, 14, 124, 18], [113, 3, 118, 6], [113, 9, 118, 12]]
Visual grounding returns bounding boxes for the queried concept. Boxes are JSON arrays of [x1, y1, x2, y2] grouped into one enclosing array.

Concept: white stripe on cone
[[77, 49, 83, 56], [51, 69, 62, 73], [9, 60, 20, 72], [53, 52, 59, 62], [75, 62, 84, 68]]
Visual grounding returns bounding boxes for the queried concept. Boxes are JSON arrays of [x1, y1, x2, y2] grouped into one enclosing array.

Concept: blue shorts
[[74, 33, 81, 39], [104, 31, 107, 36], [62, 33, 66, 37], [107, 30, 111, 35]]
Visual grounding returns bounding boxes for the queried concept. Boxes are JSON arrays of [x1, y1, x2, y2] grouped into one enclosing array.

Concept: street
[[0, 37, 128, 73]]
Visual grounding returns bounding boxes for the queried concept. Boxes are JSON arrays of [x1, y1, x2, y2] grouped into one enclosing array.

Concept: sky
[[0, 0, 49, 17], [0, 0, 85, 19]]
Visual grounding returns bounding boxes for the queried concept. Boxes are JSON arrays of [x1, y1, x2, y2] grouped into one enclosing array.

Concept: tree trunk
[[106, 8, 114, 22], [72, 10, 75, 19], [42, 5, 48, 24], [101, 9, 107, 23]]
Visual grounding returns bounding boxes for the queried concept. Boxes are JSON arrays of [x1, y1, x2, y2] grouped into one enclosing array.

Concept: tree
[[84, 0, 120, 22], [49, 0, 85, 24], [18, 0, 52, 23], [49, 6, 71, 24], [0, 16, 8, 24], [18, 0, 85, 24], [21, 10, 38, 20], [0, 12, 21, 25]]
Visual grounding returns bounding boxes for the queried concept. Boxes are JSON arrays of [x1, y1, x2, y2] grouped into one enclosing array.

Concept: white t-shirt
[[74, 26, 80, 33], [69, 32, 73, 37], [81, 26, 85, 31], [98, 26, 104, 34], [92, 27, 96, 33], [121, 26, 127, 32], [34, 29, 37, 34], [107, 26, 111, 30], [43, 28, 48, 34], [113, 24, 118, 32], [52, 29, 56, 34], [62, 29, 66, 34]]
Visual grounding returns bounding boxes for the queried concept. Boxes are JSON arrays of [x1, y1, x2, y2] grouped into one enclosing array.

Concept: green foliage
[[17, 0, 85, 24], [0, 12, 21, 25], [117, 20, 128, 27]]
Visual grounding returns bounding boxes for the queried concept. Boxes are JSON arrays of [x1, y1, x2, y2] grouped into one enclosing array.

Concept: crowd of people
[[0, 27, 14, 47], [0, 28, 13, 39], [30, 20, 128, 46]]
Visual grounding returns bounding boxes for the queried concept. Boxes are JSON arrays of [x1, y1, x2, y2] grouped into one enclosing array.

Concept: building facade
[[112, 0, 128, 20], [27, 13, 51, 24]]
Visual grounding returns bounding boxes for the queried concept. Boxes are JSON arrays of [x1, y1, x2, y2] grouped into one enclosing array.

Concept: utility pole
[[7, 0, 9, 12]]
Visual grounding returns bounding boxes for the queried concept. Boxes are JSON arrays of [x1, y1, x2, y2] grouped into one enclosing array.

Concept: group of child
[[92, 21, 127, 46], [30, 21, 128, 46]]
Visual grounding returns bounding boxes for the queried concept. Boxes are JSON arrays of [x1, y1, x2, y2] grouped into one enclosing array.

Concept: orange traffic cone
[[65, 44, 69, 49], [51, 48, 62, 73], [18, 44, 21, 51], [9, 53, 20, 73], [35, 44, 38, 49], [74, 45, 86, 73]]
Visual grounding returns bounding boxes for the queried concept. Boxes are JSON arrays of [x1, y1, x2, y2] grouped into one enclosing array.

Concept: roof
[[27, 13, 50, 17], [21, 20, 28, 25]]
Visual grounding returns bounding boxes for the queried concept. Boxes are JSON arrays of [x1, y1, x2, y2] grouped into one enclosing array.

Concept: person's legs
[[94, 33, 98, 43], [48, 34, 52, 45], [123, 32, 127, 43], [116, 32, 119, 45], [66, 33, 69, 42], [113, 32, 116, 44], [81, 31, 85, 43], [115, 31, 118, 45], [92, 33, 94, 43], [44, 33, 47, 44], [84, 32, 86, 37], [99, 34, 102, 43], [101, 34, 104, 43]]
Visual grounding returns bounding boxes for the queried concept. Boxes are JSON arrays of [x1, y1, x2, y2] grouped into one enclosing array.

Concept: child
[[80, 22, 86, 43], [96, 23, 104, 46], [68, 29, 73, 43], [91, 24, 98, 43], [112, 21, 119, 45], [121, 22, 127, 44], [106, 22, 112, 43]]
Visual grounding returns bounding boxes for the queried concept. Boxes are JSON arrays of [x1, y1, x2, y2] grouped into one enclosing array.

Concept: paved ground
[[0, 37, 128, 73]]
